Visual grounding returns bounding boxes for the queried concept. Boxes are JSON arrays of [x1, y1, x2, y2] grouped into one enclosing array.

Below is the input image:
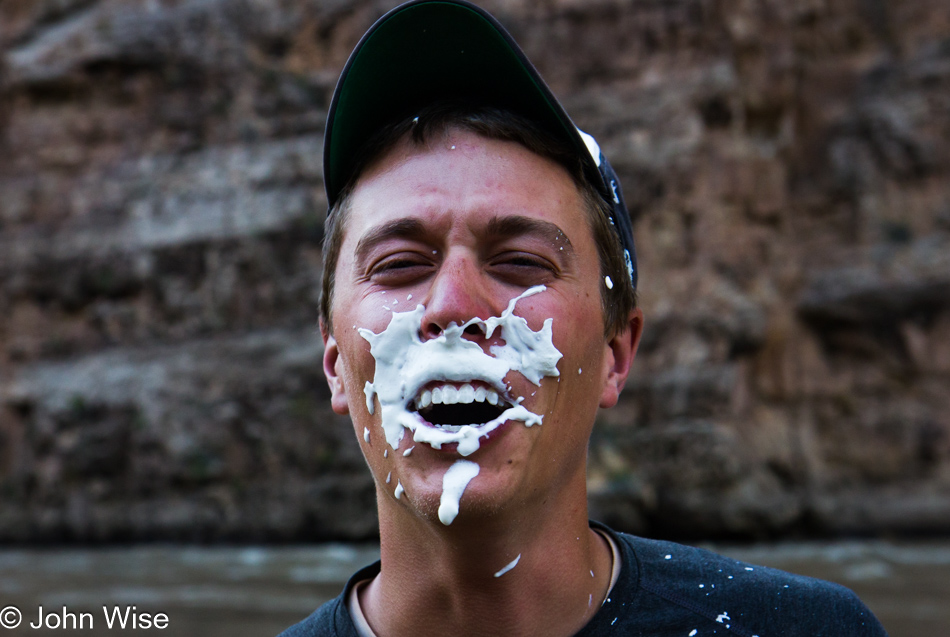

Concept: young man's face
[[323, 128, 636, 524]]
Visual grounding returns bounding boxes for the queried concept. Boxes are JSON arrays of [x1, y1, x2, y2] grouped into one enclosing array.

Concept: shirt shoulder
[[277, 600, 343, 637], [620, 531, 889, 637], [580, 523, 888, 637], [276, 562, 381, 637]]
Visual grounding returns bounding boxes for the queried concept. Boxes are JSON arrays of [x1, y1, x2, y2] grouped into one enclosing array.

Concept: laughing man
[[280, 1, 889, 636]]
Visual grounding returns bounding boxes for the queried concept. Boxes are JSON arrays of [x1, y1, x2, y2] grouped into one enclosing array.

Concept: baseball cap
[[324, 0, 638, 288]]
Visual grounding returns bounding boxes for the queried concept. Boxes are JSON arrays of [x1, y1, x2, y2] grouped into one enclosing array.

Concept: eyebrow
[[353, 214, 576, 268], [354, 218, 429, 267], [485, 216, 575, 256]]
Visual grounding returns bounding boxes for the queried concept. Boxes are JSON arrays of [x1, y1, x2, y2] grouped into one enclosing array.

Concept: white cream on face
[[494, 554, 521, 578], [438, 460, 480, 525], [359, 286, 562, 456]]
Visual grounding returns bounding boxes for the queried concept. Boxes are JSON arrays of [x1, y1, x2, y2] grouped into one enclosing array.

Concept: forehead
[[343, 129, 588, 241]]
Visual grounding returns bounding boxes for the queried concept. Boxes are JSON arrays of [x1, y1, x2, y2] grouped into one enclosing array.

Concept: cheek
[[551, 320, 609, 395], [334, 332, 374, 400], [552, 300, 602, 349]]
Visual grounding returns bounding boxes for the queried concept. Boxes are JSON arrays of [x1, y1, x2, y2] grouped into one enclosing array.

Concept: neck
[[362, 476, 612, 637]]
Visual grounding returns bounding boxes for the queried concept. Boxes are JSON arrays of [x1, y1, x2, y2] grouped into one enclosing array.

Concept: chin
[[395, 452, 530, 522]]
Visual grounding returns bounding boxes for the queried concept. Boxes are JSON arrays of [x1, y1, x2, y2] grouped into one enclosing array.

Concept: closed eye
[[488, 252, 558, 286], [369, 254, 434, 285]]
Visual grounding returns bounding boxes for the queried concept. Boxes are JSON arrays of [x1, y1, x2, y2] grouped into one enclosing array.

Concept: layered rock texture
[[1, 0, 948, 542]]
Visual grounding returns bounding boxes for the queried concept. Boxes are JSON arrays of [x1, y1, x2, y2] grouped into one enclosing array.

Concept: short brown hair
[[320, 104, 636, 338]]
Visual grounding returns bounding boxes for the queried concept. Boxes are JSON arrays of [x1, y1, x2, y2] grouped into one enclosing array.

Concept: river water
[[0, 540, 946, 636]]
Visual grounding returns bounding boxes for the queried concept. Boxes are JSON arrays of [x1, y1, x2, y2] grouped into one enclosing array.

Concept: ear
[[322, 326, 350, 416], [599, 308, 644, 409]]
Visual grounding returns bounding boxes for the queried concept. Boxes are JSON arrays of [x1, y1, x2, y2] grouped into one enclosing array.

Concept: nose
[[420, 252, 493, 340]]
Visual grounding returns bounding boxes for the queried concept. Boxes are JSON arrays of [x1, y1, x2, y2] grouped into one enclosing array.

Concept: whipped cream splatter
[[359, 286, 562, 456], [438, 460, 480, 525], [493, 553, 521, 578]]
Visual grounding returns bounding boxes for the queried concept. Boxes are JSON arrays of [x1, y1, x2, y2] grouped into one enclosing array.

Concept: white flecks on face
[[493, 553, 521, 578], [364, 381, 376, 415], [386, 471, 391, 484], [403, 446, 414, 457], [363, 427, 370, 443], [359, 285, 562, 456], [394, 481, 404, 499], [438, 460, 480, 526]]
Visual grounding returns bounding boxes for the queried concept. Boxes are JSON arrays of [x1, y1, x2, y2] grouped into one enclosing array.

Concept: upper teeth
[[415, 383, 501, 410]]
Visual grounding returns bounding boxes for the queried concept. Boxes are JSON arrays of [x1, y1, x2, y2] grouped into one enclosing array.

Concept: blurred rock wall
[[1, 0, 948, 542]]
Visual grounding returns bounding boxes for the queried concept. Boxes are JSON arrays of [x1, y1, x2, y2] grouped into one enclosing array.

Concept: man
[[281, 1, 888, 635]]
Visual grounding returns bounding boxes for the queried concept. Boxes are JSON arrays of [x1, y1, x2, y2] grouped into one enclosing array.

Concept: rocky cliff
[[1, 0, 948, 542]]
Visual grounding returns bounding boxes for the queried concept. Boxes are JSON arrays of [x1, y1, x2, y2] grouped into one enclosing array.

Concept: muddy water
[[0, 540, 946, 636], [0, 544, 379, 637]]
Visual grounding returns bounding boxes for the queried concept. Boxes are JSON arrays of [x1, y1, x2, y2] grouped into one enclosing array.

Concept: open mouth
[[410, 383, 513, 432]]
